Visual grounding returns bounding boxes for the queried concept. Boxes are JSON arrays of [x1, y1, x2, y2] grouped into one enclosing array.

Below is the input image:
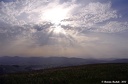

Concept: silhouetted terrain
[[0, 63, 128, 84], [0, 56, 108, 65], [0, 56, 128, 74]]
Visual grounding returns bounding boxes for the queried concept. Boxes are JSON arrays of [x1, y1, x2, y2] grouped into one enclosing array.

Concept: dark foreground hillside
[[0, 63, 128, 84]]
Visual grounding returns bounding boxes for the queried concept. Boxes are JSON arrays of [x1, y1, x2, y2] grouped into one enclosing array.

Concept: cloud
[[92, 21, 128, 33], [0, 0, 49, 25], [0, 0, 126, 33], [64, 2, 118, 31], [65, 1, 128, 34], [0, 0, 128, 58]]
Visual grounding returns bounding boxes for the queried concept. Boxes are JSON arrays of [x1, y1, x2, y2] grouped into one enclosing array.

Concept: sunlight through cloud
[[0, 0, 128, 58], [41, 6, 70, 25]]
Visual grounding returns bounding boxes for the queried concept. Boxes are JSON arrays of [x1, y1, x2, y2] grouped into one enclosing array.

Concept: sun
[[41, 6, 70, 35], [41, 7, 69, 25]]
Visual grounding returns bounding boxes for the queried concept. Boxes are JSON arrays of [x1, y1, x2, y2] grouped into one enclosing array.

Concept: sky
[[0, 0, 128, 58]]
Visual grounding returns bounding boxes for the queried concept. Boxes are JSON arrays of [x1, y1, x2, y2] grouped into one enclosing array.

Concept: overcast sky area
[[0, 0, 128, 58]]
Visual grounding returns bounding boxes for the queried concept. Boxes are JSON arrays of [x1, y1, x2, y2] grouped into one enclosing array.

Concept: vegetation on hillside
[[0, 63, 128, 84]]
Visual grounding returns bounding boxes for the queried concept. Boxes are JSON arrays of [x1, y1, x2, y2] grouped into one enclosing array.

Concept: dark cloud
[[0, 0, 15, 2], [33, 22, 53, 31]]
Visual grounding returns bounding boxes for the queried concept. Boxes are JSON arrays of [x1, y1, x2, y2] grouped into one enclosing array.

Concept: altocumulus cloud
[[0, 0, 128, 58]]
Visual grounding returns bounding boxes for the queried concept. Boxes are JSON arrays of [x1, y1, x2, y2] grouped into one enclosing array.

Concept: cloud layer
[[0, 0, 128, 58]]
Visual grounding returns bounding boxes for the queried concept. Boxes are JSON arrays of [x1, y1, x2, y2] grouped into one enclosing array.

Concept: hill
[[0, 56, 128, 74], [0, 63, 128, 84]]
